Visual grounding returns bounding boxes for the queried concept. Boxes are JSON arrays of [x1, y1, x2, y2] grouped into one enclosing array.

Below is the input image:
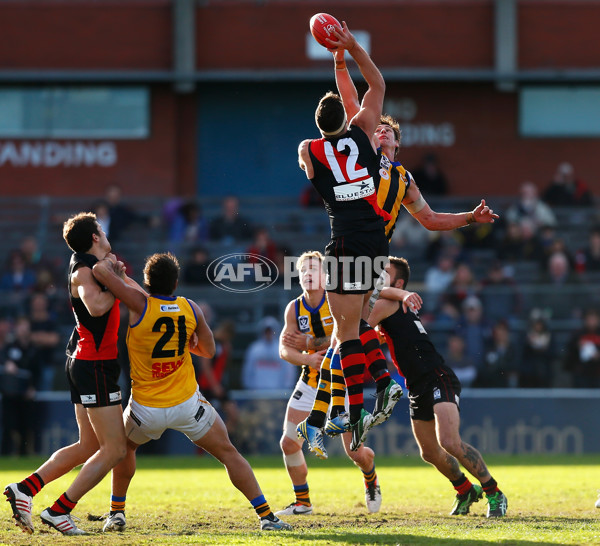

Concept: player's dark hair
[[315, 91, 346, 135], [63, 212, 99, 253], [144, 252, 180, 295], [380, 114, 402, 160], [389, 256, 410, 288]]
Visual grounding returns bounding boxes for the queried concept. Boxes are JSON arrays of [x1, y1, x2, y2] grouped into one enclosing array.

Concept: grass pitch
[[0, 454, 598, 545]]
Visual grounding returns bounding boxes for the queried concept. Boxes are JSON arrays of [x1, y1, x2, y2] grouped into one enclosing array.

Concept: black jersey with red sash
[[65, 253, 120, 360], [379, 305, 446, 390], [308, 125, 391, 238]]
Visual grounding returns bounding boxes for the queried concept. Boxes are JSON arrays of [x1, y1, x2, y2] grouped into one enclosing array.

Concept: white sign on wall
[[384, 98, 455, 147], [0, 141, 117, 167]]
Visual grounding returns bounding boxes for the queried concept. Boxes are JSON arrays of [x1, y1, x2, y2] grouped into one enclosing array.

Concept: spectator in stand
[[246, 227, 280, 285], [479, 262, 521, 325], [182, 246, 211, 285], [246, 227, 279, 263], [19, 236, 42, 270], [0, 250, 37, 312], [575, 227, 600, 275], [563, 308, 600, 388], [91, 200, 112, 241], [496, 219, 545, 266], [242, 316, 297, 391], [538, 251, 581, 319], [540, 251, 579, 286], [520, 309, 554, 388], [442, 263, 479, 313], [425, 229, 465, 264], [28, 292, 60, 390], [444, 333, 477, 388], [0, 316, 41, 455], [475, 320, 519, 388], [410, 152, 449, 196], [505, 181, 557, 230], [423, 253, 456, 314], [197, 319, 239, 435], [455, 296, 491, 370], [209, 195, 252, 245], [168, 200, 209, 245], [389, 214, 430, 259], [104, 183, 149, 243], [542, 161, 593, 207]]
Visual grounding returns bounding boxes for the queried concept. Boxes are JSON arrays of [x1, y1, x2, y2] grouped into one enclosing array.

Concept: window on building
[[520, 86, 600, 137], [0, 86, 149, 138]]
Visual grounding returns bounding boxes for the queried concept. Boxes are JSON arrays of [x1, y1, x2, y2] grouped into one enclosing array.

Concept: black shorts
[[324, 230, 389, 294], [408, 365, 462, 421], [66, 356, 122, 408]]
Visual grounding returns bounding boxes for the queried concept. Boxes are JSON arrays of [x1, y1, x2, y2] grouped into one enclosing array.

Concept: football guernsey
[[66, 252, 120, 360], [309, 125, 391, 238], [127, 295, 198, 407], [295, 292, 334, 388]]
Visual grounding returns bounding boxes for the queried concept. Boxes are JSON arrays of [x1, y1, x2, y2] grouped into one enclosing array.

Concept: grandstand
[[1, 193, 599, 391]]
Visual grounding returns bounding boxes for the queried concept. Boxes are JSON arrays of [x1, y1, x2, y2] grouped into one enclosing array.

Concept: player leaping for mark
[[276, 251, 384, 516]]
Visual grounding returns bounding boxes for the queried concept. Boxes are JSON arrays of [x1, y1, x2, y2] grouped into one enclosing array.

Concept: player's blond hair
[[296, 250, 324, 271]]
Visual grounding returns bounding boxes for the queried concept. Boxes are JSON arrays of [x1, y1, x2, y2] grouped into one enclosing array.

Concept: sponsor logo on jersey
[[380, 154, 391, 169], [433, 388, 441, 400], [298, 315, 310, 332], [333, 178, 375, 201], [160, 304, 181, 312], [344, 281, 363, 291], [379, 168, 390, 180]]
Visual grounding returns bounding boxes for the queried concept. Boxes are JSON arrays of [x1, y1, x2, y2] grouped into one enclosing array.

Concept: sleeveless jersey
[[65, 253, 120, 360], [379, 304, 445, 389], [308, 125, 391, 237], [127, 295, 198, 407], [295, 292, 334, 388], [376, 153, 412, 241]]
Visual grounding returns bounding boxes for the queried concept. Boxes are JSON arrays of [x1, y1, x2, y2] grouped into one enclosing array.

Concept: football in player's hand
[[309, 13, 342, 49]]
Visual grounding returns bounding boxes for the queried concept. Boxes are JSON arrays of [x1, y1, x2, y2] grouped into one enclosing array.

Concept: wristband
[[466, 212, 476, 225], [305, 336, 310, 351]]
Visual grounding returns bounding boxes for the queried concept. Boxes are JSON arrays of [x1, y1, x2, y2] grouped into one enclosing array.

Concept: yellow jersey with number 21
[[127, 295, 198, 408]]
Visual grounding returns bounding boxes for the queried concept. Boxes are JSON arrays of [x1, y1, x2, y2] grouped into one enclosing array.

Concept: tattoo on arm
[[312, 336, 331, 350]]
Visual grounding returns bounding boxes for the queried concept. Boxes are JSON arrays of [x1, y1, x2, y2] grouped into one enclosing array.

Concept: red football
[[309, 13, 342, 49]]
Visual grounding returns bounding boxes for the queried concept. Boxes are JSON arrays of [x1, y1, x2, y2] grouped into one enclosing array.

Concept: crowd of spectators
[[1, 159, 599, 441]]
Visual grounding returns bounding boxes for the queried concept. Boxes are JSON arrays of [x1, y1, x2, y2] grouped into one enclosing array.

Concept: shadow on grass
[[0, 453, 598, 472]]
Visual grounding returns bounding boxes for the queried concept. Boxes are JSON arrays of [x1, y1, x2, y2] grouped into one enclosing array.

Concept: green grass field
[[0, 454, 598, 545]]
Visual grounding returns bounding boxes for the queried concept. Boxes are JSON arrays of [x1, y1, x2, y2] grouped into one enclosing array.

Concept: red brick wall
[[1, 0, 599, 197], [0, 0, 172, 69]]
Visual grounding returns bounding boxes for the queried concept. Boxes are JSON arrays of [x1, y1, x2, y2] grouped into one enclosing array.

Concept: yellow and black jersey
[[376, 152, 412, 241], [127, 295, 198, 408], [295, 292, 334, 388]]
